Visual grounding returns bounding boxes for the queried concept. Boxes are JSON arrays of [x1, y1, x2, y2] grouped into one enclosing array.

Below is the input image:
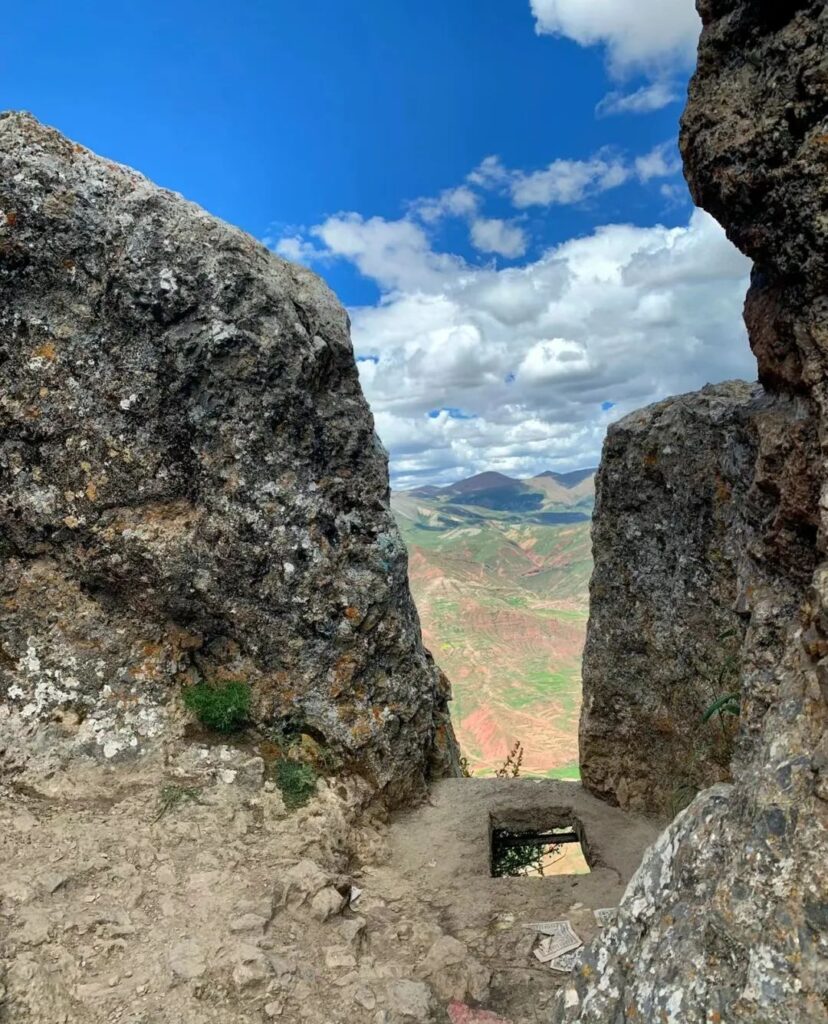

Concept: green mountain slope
[[392, 470, 595, 778]]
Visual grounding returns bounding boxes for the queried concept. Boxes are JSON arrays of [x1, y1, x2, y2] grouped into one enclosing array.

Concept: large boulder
[[580, 380, 762, 815], [561, 2, 828, 1021], [0, 112, 457, 799]]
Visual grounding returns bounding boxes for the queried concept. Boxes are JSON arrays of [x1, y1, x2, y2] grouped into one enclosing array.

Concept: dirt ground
[[0, 744, 661, 1024]]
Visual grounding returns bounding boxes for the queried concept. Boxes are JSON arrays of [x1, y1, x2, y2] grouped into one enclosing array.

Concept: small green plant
[[702, 691, 740, 724], [669, 782, 699, 818], [699, 627, 742, 757], [274, 759, 317, 810], [183, 680, 250, 732], [495, 740, 524, 778], [459, 755, 473, 778], [154, 784, 205, 821], [491, 834, 551, 877]]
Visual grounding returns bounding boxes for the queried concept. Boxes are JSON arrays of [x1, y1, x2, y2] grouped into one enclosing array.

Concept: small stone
[[354, 985, 377, 1010], [338, 916, 366, 950], [386, 979, 433, 1021], [310, 886, 346, 922], [39, 872, 68, 894], [264, 1000, 284, 1018], [167, 940, 206, 981], [229, 913, 267, 933], [18, 910, 52, 946], [285, 859, 331, 902], [231, 943, 271, 990], [324, 946, 357, 970], [421, 936, 490, 1004], [155, 865, 176, 886]]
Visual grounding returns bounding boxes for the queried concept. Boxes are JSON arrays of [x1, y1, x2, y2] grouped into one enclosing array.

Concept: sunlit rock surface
[[561, 2, 828, 1021], [580, 380, 763, 814], [0, 112, 457, 800]]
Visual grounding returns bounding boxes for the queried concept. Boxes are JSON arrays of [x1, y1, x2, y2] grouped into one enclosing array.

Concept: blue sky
[[3, 0, 755, 485]]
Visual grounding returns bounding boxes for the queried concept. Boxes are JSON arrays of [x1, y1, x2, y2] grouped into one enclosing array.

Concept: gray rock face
[[580, 381, 763, 815], [561, 3, 828, 1022], [0, 112, 457, 799]]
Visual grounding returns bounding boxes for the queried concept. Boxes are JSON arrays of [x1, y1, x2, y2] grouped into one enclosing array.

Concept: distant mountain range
[[392, 468, 596, 779], [396, 468, 596, 526]]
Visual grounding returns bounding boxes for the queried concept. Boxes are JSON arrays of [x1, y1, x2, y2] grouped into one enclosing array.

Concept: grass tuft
[[183, 680, 250, 733], [154, 784, 205, 821], [274, 759, 317, 810]]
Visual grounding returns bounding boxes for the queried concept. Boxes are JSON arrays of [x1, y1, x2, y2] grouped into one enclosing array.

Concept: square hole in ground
[[490, 809, 592, 877]]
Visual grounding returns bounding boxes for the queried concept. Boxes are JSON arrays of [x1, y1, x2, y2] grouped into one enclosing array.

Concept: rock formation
[[580, 381, 762, 814], [0, 112, 457, 800], [561, 2, 827, 1021]]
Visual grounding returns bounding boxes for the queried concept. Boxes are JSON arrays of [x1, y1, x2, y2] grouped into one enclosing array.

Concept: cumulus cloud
[[479, 142, 678, 209], [634, 141, 682, 182], [411, 185, 479, 223], [510, 154, 629, 207], [309, 213, 464, 293], [470, 217, 528, 258], [529, 0, 700, 78], [596, 80, 680, 118], [275, 204, 753, 486]]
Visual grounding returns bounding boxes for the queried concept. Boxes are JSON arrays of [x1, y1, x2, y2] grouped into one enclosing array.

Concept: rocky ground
[[0, 747, 659, 1024]]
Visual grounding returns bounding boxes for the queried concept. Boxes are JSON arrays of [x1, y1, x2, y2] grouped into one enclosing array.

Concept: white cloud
[[274, 235, 326, 263], [634, 141, 682, 182], [510, 154, 629, 207], [470, 217, 527, 258], [529, 0, 700, 78], [492, 142, 679, 209], [279, 206, 753, 486], [412, 185, 479, 223], [310, 213, 464, 293], [596, 80, 680, 118], [467, 155, 509, 188]]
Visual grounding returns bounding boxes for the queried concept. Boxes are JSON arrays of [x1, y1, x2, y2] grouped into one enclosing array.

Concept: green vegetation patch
[[154, 784, 205, 821], [183, 680, 251, 732], [274, 759, 317, 810]]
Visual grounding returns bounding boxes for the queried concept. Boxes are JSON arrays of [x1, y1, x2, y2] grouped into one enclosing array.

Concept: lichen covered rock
[[0, 112, 457, 799], [580, 380, 762, 814], [561, 2, 828, 1021]]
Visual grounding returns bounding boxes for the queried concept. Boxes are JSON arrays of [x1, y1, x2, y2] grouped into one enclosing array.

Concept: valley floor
[[0, 745, 660, 1024]]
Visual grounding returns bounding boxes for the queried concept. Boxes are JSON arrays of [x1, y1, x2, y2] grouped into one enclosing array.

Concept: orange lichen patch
[[349, 719, 374, 745], [258, 739, 283, 766], [104, 500, 199, 542], [5, 211, 17, 226], [652, 714, 676, 735], [33, 341, 57, 361], [643, 451, 659, 468], [715, 473, 732, 504], [129, 658, 162, 682], [333, 654, 358, 686], [344, 606, 361, 621], [167, 627, 203, 652]]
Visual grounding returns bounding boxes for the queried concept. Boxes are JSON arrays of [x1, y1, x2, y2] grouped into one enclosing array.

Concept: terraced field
[[392, 472, 593, 778]]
